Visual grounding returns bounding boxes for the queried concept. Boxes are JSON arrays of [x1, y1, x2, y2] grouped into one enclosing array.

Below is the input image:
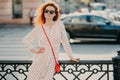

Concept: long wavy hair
[[33, 1, 60, 27]]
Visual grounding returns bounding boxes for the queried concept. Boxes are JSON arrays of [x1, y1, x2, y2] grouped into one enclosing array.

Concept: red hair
[[33, 1, 60, 27]]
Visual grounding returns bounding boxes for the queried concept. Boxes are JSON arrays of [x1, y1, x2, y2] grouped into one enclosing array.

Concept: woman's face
[[44, 6, 56, 20]]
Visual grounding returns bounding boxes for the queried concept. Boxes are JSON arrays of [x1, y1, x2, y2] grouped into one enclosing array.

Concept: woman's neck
[[45, 17, 53, 22], [45, 19, 55, 26]]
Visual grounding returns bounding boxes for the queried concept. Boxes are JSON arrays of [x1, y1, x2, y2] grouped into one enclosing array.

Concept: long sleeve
[[23, 27, 39, 50], [60, 22, 73, 59]]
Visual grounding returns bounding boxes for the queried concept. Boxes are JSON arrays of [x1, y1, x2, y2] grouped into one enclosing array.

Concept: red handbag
[[42, 25, 60, 73], [55, 63, 60, 73]]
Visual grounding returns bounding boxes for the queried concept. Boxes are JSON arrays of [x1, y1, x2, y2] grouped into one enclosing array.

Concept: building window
[[12, 0, 22, 18]]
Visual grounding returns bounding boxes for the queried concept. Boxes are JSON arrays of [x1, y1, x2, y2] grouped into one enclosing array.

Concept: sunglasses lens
[[50, 11, 54, 14], [44, 9, 55, 14], [44, 9, 49, 13]]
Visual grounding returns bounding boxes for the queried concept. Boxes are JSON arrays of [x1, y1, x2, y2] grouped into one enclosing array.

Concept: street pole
[[112, 50, 120, 80]]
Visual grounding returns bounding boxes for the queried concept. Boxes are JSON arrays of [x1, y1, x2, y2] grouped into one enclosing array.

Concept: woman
[[23, 1, 80, 80]]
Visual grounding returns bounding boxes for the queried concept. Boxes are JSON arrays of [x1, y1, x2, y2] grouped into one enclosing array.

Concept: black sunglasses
[[44, 9, 55, 14]]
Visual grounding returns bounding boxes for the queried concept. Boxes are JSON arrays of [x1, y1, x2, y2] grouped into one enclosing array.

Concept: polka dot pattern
[[23, 21, 73, 80]]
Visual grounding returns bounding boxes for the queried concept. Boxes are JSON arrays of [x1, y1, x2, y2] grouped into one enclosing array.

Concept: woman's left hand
[[70, 57, 80, 62]]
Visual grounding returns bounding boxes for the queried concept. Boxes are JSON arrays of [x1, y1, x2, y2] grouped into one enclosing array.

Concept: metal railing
[[0, 60, 113, 80]]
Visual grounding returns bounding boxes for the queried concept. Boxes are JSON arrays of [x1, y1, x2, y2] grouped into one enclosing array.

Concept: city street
[[0, 24, 119, 80], [0, 0, 120, 79], [0, 24, 119, 61]]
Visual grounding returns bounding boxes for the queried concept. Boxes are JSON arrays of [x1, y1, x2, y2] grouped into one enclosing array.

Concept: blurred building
[[0, 0, 58, 24], [105, 0, 120, 9], [0, 0, 120, 24]]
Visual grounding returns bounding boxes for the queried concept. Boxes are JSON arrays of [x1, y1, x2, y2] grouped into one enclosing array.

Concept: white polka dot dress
[[23, 20, 73, 80]]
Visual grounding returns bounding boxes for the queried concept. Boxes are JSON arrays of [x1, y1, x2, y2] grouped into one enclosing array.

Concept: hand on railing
[[70, 57, 80, 62]]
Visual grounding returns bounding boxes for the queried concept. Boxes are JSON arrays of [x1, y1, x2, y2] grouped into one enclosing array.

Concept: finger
[[39, 47, 45, 51], [39, 48, 45, 50], [40, 50, 45, 53], [75, 58, 80, 62], [71, 59, 78, 62], [37, 49, 45, 54], [75, 60, 79, 62], [76, 58, 80, 60], [77, 58, 80, 61]]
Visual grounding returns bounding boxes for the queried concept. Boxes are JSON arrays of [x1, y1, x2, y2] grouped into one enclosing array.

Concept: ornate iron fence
[[0, 60, 113, 80]]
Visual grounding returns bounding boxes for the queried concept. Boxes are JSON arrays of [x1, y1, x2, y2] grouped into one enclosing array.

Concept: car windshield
[[65, 15, 114, 25], [90, 15, 112, 24]]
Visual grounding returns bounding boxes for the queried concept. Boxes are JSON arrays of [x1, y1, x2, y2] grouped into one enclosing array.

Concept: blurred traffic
[[60, 2, 120, 43]]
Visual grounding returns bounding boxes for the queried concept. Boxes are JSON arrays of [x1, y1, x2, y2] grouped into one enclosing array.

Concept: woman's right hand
[[30, 47, 45, 54]]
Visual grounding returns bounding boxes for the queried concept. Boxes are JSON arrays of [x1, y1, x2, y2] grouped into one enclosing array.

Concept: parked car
[[114, 11, 120, 22], [90, 3, 106, 11], [63, 13, 120, 43]]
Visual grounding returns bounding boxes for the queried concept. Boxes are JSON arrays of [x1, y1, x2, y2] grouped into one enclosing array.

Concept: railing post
[[112, 50, 120, 80]]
